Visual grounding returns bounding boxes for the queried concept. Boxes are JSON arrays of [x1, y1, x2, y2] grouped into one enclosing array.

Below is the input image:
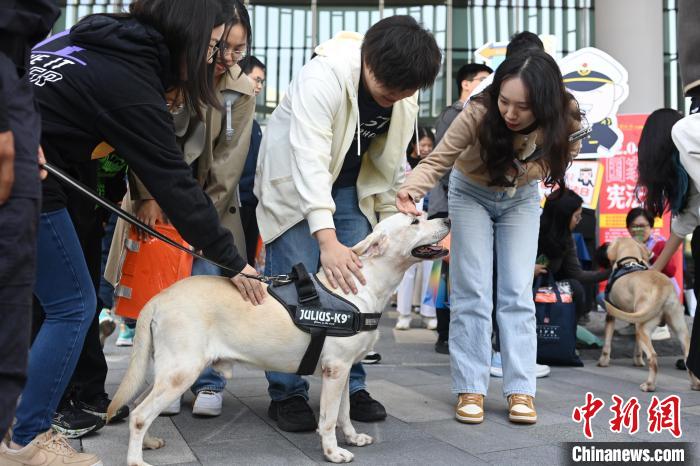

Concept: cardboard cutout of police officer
[[560, 47, 629, 159]]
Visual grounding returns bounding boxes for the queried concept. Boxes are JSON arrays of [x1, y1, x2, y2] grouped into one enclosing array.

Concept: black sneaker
[[361, 352, 381, 365], [677, 358, 687, 370], [75, 393, 129, 422], [51, 402, 105, 438], [349, 390, 386, 422], [435, 339, 449, 354], [268, 396, 317, 432]]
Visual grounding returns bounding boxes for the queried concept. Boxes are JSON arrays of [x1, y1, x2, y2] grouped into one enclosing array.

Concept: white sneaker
[[651, 325, 671, 341], [535, 364, 551, 378], [160, 397, 181, 416], [422, 316, 438, 330], [192, 391, 223, 417], [394, 315, 412, 330]]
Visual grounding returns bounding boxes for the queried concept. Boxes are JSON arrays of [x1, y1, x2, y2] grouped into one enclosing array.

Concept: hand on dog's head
[[603, 237, 651, 267], [596, 242, 611, 269]]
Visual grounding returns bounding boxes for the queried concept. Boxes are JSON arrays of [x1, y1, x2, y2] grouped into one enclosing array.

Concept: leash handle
[[42, 162, 272, 282]]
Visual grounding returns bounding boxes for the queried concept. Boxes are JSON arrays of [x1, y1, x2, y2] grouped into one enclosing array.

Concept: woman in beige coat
[[104, 1, 256, 416]]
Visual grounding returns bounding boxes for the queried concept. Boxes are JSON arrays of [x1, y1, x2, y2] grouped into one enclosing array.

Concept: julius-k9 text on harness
[[267, 263, 381, 375]]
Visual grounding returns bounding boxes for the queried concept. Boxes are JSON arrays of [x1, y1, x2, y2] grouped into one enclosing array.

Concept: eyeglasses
[[630, 223, 651, 229], [207, 42, 220, 62], [220, 46, 247, 60]]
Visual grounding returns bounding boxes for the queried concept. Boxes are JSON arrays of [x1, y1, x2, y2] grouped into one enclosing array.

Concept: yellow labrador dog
[[107, 214, 450, 466], [599, 237, 700, 392]]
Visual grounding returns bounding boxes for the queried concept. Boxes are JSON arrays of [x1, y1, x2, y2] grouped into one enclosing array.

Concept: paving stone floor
[[80, 310, 699, 465]]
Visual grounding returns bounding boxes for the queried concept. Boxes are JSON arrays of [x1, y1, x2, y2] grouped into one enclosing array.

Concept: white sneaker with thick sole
[[160, 397, 181, 416], [651, 325, 671, 341], [394, 315, 412, 330], [422, 316, 438, 330], [535, 364, 551, 378], [192, 391, 223, 417]]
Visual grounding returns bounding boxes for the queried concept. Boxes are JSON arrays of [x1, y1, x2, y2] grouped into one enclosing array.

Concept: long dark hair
[[127, 0, 224, 117], [636, 108, 683, 217], [406, 126, 435, 168], [216, 0, 252, 78], [538, 188, 583, 260], [475, 51, 580, 188]]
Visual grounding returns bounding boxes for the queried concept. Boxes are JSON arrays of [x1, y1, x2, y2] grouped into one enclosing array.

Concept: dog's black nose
[[443, 218, 451, 228]]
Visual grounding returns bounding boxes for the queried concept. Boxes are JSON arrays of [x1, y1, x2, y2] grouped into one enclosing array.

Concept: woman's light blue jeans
[[190, 258, 227, 394], [264, 186, 370, 401], [447, 170, 540, 398]]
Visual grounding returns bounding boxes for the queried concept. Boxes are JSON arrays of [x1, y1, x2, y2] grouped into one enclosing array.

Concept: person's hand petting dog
[[316, 229, 365, 294], [231, 263, 266, 305], [396, 189, 420, 216]]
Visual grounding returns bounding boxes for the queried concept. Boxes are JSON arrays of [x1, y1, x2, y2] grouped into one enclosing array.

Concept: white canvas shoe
[[394, 315, 412, 330], [192, 391, 223, 417]]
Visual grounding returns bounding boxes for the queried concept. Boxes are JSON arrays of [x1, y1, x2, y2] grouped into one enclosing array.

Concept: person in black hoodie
[[2, 1, 263, 464], [0, 0, 60, 441]]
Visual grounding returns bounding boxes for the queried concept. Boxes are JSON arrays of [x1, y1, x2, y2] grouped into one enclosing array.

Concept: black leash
[[42, 162, 291, 284]]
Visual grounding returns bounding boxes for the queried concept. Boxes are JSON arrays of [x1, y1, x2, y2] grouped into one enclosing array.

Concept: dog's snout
[[443, 218, 451, 228]]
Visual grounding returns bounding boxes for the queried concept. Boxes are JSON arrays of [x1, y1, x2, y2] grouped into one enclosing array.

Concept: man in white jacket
[[255, 15, 441, 432]]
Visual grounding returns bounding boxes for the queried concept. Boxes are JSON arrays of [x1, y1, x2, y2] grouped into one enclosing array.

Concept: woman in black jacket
[[2, 1, 263, 463], [536, 189, 608, 321]]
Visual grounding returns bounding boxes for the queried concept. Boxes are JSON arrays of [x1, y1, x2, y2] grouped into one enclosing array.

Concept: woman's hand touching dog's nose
[[231, 264, 266, 305]]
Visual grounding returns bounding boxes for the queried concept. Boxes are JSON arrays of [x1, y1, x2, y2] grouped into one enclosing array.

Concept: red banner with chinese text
[[598, 114, 683, 296]]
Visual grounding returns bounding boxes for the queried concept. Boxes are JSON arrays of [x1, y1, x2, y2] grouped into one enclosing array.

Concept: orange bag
[[114, 223, 193, 320]]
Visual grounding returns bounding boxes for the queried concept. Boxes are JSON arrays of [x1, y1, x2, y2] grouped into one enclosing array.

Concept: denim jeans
[[13, 209, 96, 446], [190, 258, 227, 394], [447, 170, 540, 398], [264, 186, 370, 401]]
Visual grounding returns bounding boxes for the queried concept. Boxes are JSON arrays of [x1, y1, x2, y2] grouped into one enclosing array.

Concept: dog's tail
[[604, 299, 661, 324], [107, 303, 156, 422]]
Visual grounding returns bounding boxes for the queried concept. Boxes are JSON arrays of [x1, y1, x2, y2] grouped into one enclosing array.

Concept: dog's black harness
[[267, 263, 381, 375], [604, 256, 648, 308]]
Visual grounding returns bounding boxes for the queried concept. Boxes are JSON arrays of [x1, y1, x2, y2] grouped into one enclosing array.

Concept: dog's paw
[[128, 459, 153, 466], [346, 433, 373, 447], [143, 436, 165, 450], [597, 357, 610, 367], [633, 358, 645, 367], [640, 382, 656, 392], [690, 382, 700, 391], [324, 447, 354, 463]]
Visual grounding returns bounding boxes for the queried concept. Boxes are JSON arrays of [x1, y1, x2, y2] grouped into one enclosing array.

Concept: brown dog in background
[[599, 237, 700, 392]]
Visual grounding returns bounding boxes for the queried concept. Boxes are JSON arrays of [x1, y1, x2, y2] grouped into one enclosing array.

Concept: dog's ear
[[352, 231, 389, 258], [607, 239, 619, 262]]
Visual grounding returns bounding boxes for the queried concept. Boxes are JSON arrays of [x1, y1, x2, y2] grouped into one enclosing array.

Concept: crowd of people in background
[[2, 0, 700, 465]]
